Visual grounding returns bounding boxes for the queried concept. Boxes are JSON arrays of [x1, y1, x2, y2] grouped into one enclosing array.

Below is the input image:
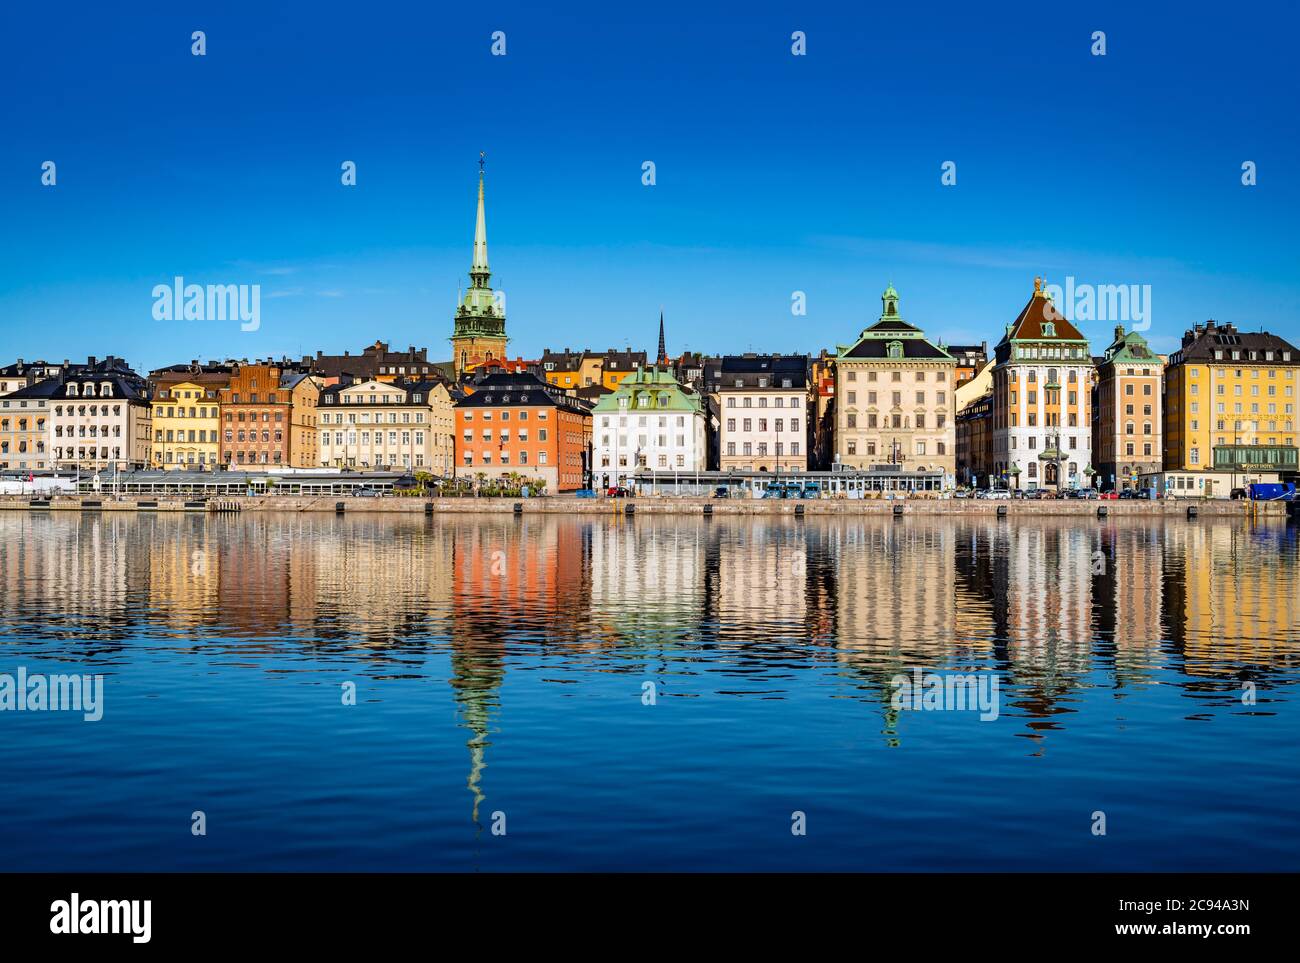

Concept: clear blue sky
[[1, 0, 1297, 373]]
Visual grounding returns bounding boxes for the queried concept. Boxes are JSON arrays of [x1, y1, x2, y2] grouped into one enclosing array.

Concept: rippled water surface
[[1, 511, 1298, 871]]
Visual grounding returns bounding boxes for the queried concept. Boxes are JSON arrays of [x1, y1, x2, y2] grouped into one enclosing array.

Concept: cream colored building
[[49, 357, 153, 471], [318, 378, 455, 474], [834, 286, 957, 479]]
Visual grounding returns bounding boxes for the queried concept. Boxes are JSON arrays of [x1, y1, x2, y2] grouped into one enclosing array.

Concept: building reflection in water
[[1, 511, 1297, 766]]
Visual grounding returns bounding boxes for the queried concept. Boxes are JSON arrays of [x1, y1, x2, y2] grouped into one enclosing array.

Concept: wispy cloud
[[805, 236, 1192, 276]]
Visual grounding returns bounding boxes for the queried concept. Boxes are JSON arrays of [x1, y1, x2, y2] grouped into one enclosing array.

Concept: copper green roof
[[1101, 324, 1160, 365], [453, 165, 506, 339], [593, 365, 701, 414], [836, 285, 953, 361]]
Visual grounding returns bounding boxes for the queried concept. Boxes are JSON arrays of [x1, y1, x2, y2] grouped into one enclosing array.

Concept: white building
[[593, 365, 707, 489], [49, 357, 153, 471], [991, 281, 1095, 491], [716, 354, 810, 472]]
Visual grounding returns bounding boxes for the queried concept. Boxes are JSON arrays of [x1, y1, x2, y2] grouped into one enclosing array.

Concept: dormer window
[[1042, 322, 1056, 337], [67, 383, 78, 397], [100, 383, 112, 397], [887, 341, 903, 359]]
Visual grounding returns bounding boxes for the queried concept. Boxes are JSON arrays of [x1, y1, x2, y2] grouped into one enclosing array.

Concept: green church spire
[[471, 152, 489, 277], [455, 153, 505, 334]]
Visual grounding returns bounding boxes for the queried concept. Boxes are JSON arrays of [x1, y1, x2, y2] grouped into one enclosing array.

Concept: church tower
[[450, 155, 508, 377]]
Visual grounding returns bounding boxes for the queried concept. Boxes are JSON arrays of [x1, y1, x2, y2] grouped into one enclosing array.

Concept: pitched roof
[[1003, 288, 1087, 343], [455, 371, 592, 415], [717, 354, 809, 389], [319, 378, 446, 406], [1172, 321, 1298, 364], [593, 365, 701, 413], [840, 338, 950, 360], [3, 377, 66, 400]]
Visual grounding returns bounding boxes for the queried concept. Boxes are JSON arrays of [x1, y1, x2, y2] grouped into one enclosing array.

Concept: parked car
[[574, 489, 598, 499], [1098, 490, 1119, 500], [980, 488, 1011, 500], [713, 486, 730, 499], [1076, 488, 1100, 500], [953, 488, 971, 499], [606, 486, 632, 497], [1010, 489, 1027, 499], [1118, 489, 1138, 499], [352, 487, 381, 498], [1230, 487, 1248, 500]]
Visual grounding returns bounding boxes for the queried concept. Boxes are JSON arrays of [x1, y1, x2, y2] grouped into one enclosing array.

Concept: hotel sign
[[1212, 445, 1299, 472]]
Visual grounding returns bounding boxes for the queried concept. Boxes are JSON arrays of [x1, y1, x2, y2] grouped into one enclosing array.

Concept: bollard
[[335, 501, 345, 514], [625, 503, 636, 516], [1097, 506, 1108, 518], [513, 502, 524, 514], [1187, 505, 1198, 519], [795, 503, 805, 516], [996, 504, 1007, 518], [424, 501, 434, 516], [892, 504, 904, 517], [702, 504, 713, 516]]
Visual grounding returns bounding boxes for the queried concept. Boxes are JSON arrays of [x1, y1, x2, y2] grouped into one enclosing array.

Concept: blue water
[[1, 511, 1297, 871]]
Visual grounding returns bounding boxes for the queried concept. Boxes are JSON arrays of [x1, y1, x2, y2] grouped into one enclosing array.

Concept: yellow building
[[1163, 320, 1298, 491], [148, 363, 232, 469], [540, 348, 648, 393]]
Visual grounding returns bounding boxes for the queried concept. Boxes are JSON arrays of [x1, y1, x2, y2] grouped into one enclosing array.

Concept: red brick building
[[218, 361, 320, 469]]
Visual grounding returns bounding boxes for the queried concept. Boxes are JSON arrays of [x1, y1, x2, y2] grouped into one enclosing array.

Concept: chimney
[[87, 356, 97, 367], [1205, 319, 1217, 330]]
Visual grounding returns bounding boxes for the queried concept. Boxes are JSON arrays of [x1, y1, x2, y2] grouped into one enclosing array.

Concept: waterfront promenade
[[0, 493, 1283, 517]]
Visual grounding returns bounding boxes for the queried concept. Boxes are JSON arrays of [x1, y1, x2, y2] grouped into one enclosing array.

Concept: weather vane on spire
[[479, 151, 485, 174]]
